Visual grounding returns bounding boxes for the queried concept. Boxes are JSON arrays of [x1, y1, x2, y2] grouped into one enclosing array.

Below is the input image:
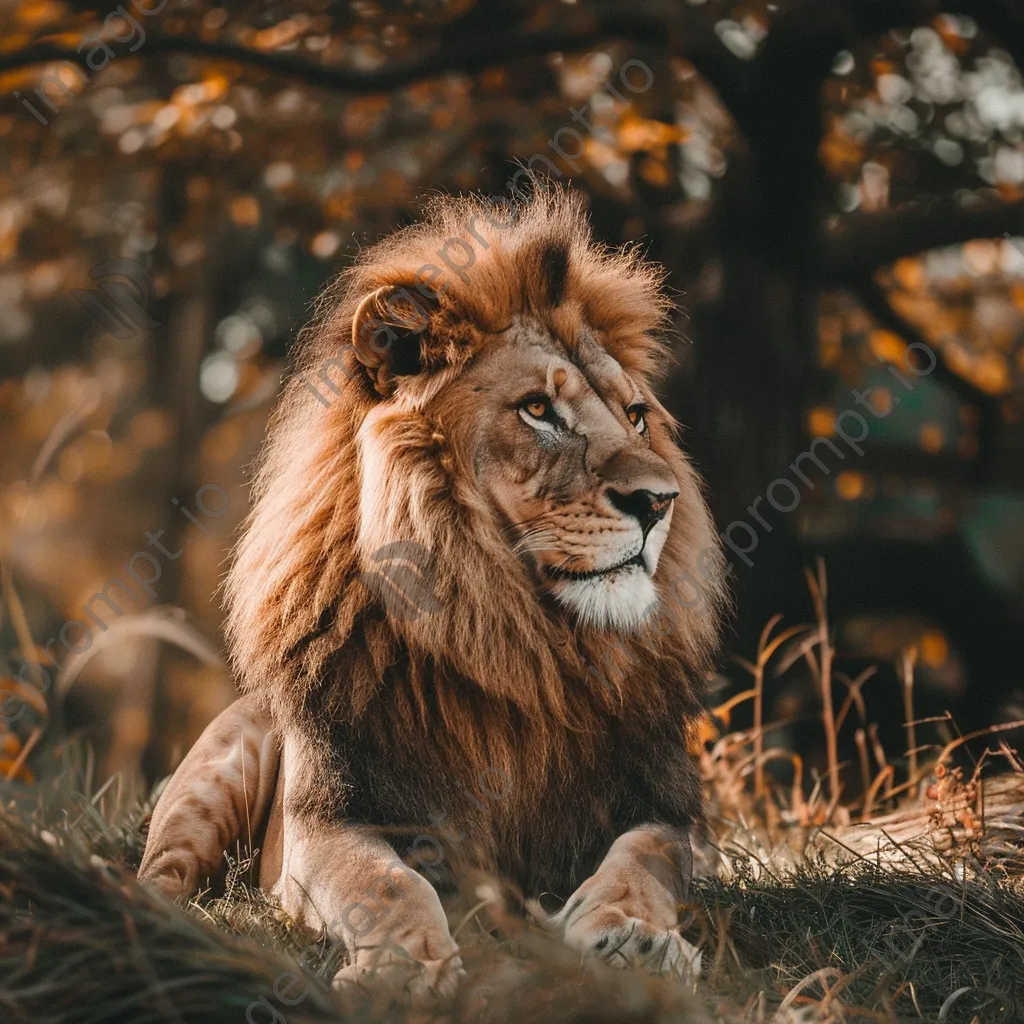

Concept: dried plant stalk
[[899, 647, 918, 789], [805, 559, 840, 807]]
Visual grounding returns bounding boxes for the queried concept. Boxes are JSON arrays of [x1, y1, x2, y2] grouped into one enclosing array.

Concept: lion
[[138, 188, 726, 997]]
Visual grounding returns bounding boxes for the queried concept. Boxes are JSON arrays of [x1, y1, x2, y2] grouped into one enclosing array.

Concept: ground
[[1, 755, 1022, 1024]]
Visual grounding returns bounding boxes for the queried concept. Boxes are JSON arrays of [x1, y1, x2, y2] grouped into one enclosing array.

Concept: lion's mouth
[[545, 553, 645, 582]]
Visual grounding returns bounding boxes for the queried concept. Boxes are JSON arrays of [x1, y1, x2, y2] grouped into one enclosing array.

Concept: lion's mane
[[223, 190, 726, 890]]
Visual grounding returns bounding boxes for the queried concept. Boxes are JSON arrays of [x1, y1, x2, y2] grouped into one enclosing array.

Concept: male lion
[[138, 189, 726, 996]]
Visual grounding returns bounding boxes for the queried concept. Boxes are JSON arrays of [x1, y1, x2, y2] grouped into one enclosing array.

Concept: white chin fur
[[551, 565, 657, 631]]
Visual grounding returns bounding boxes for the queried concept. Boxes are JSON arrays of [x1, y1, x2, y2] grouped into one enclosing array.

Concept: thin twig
[[900, 647, 919, 789], [835, 666, 877, 734], [4, 726, 41, 781], [807, 560, 840, 807], [855, 729, 872, 818]]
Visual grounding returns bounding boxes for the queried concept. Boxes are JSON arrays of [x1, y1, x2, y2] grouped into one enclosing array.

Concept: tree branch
[[0, 20, 687, 95], [0, 14, 759, 161], [820, 196, 1024, 279]]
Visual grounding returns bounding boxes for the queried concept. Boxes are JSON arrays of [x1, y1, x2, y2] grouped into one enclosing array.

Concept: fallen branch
[[819, 771, 1024, 870]]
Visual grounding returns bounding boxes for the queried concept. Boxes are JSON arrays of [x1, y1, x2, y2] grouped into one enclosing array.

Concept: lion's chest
[[330, 701, 702, 898]]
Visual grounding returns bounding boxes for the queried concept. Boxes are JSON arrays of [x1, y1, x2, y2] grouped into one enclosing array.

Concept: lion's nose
[[607, 488, 678, 539]]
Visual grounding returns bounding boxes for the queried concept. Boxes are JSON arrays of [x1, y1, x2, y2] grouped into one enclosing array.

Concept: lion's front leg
[[548, 826, 701, 980], [274, 781, 462, 999]]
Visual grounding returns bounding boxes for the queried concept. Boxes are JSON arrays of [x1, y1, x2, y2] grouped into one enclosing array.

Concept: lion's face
[[226, 191, 725, 729], [447, 319, 679, 631]]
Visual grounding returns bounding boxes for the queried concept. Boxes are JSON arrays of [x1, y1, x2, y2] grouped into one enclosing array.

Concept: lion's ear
[[351, 285, 440, 395]]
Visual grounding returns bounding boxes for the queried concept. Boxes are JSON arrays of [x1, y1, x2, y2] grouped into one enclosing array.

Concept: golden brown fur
[[140, 188, 726, 995], [225, 187, 722, 788]]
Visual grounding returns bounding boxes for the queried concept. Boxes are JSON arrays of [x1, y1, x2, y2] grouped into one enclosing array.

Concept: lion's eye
[[518, 395, 561, 433], [521, 397, 553, 420], [626, 405, 647, 433]]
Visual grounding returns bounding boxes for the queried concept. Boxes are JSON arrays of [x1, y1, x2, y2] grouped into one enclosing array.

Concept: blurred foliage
[[0, 0, 1022, 783]]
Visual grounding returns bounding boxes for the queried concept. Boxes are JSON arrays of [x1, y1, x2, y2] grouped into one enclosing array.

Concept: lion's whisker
[[507, 516, 554, 542], [512, 525, 559, 556]]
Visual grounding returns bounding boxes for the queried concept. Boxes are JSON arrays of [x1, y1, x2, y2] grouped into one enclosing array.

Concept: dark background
[[1, 0, 1023, 793]]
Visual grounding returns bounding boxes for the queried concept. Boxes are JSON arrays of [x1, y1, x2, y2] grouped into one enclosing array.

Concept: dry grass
[[1, 760, 1021, 1024], [0, 783, 716, 1024], [2, 562, 1023, 1022]]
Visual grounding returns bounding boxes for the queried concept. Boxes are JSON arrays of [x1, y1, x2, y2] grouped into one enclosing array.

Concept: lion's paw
[[333, 945, 465, 1002], [554, 899, 701, 981], [137, 858, 197, 900]]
